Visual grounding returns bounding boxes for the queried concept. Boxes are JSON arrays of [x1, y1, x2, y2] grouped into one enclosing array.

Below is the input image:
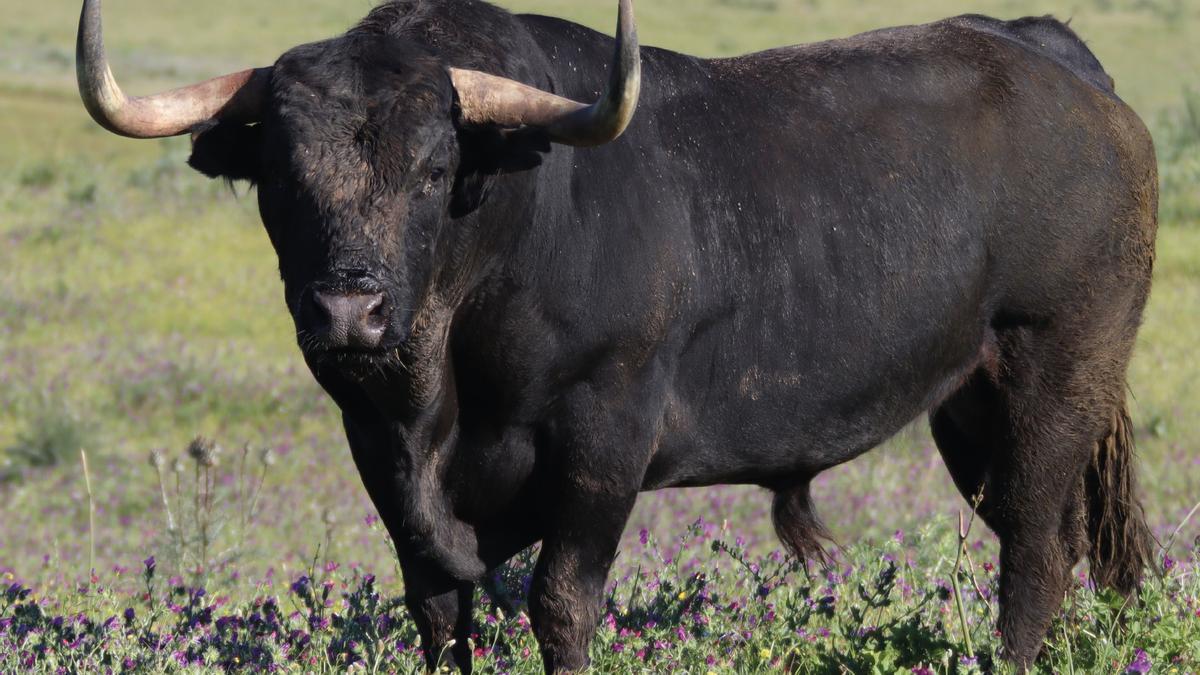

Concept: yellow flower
[[759, 648, 772, 660], [677, 591, 687, 600]]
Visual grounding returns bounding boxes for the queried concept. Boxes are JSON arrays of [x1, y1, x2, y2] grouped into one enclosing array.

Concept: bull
[[76, 0, 1158, 670]]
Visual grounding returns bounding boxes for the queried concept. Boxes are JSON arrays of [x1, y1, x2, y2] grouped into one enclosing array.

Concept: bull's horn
[[76, 0, 268, 138], [450, 0, 641, 147]]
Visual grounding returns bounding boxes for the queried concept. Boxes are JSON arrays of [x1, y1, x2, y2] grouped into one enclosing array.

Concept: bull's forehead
[[268, 39, 453, 212], [293, 139, 379, 214], [274, 113, 448, 220]]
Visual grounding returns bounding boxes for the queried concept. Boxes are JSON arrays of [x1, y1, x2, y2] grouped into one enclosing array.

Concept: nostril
[[363, 293, 385, 321], [359, 295, 387, 339], [307, 290, 335, 329]]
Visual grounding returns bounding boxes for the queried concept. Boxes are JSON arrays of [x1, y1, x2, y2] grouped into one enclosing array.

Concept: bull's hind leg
[[984, 401, 1093, 669], [931, 319, 1145, 669]]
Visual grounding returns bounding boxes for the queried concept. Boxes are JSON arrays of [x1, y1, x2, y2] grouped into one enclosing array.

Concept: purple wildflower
[[290, 576, 311, 596], [1125, 649, 1152, 674]]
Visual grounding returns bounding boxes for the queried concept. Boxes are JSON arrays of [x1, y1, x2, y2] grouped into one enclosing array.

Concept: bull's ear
[[188, 121, 263, 183], [450, 126, 548, 217]]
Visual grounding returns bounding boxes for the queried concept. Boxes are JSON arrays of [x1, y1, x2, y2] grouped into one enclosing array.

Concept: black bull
[[80, 0, 1158, 671]]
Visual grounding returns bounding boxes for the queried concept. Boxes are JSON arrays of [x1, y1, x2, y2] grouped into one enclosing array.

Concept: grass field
[[1, 0, 1198, 672]]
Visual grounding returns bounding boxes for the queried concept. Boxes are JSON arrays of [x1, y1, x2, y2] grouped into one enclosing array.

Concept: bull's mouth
[[300, 341, 402, 376], [310, 345, 389, 359]]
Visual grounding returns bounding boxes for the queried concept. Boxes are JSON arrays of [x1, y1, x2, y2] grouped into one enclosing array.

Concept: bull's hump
[[947, 14, 1116, 94]]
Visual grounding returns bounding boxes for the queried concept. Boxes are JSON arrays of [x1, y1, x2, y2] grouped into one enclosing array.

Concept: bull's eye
[[421, 168, 446, 197]]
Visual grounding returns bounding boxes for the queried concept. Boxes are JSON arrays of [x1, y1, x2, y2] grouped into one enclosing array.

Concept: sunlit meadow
[[1, 0, 1198, 672]]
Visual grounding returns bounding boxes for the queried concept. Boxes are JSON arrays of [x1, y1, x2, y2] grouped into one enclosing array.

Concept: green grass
[[0, 0, 1197, 672]]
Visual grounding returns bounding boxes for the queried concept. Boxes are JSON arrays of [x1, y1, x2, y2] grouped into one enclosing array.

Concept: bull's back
[[659, 15, 1155, 329]]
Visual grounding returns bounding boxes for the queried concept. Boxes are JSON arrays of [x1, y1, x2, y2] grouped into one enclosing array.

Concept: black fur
[[184, 2, 1158, 672]]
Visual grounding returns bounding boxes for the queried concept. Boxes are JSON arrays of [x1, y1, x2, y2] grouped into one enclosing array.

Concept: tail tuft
[[1086, 404, 1153, 594]]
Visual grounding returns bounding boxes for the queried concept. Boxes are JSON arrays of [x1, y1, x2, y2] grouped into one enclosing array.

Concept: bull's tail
[[1085, 403, 1154, 594]]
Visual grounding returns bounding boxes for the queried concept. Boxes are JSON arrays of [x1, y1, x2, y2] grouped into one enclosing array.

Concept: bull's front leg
[[341, 417, 477, 673], [400, 554, 476, 673], [529, 382, 657, 673], [530, 485, 637, 673]]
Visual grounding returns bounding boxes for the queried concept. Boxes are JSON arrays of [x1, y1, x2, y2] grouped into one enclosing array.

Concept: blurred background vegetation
[[1, 0, 1197, 592]]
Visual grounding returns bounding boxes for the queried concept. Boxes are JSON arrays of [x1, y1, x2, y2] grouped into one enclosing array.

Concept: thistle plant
[[148, 437, 277, 587]]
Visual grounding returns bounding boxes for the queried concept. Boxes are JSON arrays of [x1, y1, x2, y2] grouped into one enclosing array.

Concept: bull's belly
[[639, 328, 991, 490]]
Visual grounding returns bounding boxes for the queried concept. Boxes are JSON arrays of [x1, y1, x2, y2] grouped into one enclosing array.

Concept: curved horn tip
[[75, 0, 268, 138], [445, 0, 642, 147], [549, 0, 641, 146], [76, 0, 129, 135]]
